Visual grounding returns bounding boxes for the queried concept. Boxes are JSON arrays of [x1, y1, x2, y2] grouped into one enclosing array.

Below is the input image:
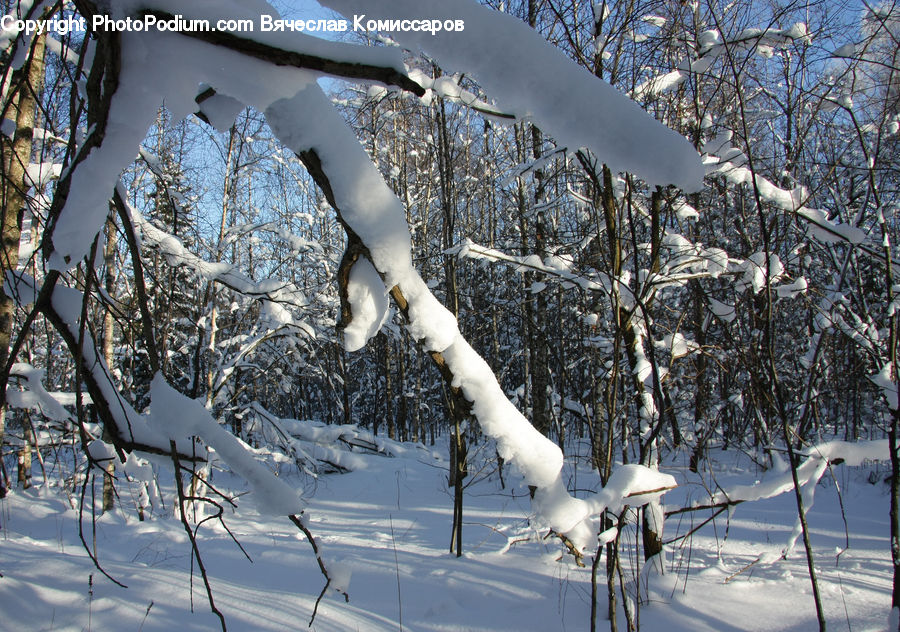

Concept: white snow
[[633, 70, 687, 100], [341, 256, 390, 352], [0, 435, 892, 632], [128, 191, 313, 330], [672, 199, 699, 220], [698, 29, 721, 50], [804, 439, 888, 466], [797, 207, 867, 245], [25, 161, 61, 188], [16, 2, 690, 548], [660, 332, 699, 359], [47, 7, 400, 271], [6, 272, 181, 455], [739, 252, 784, 294], [709, 298, 736, 322], [6, 363, 73, 422], [149, 374, 302, 516], [320, 0, 705, 191], [775, 277, 808, 299], [869, 363, 898, 410]]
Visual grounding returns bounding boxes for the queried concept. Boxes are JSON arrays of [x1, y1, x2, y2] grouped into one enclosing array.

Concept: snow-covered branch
[[265, 82, 676, 551]]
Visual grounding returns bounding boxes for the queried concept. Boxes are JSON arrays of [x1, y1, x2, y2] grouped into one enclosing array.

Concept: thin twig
[[288, 514, 348, 627], [77, 464, 126, 588], [724, 557, 761, 583], [190, 498, 252, 563], [138, 601, 154, 632], [662, 506, 729, 546], [170, 442, 227, 631]]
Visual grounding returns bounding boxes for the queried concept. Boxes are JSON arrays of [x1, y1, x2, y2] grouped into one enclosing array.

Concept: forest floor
[[0, 440, 892, 631]]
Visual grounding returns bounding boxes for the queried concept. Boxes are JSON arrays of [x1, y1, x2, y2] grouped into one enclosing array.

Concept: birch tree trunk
[[1, 31, 46, 487]]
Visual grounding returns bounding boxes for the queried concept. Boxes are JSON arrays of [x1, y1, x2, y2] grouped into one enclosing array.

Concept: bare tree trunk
[[521, 0, 551, 440], [206, 123, 238, 406], [529, 122, 552, 439], [397, 342, 408, 442], [890, 407, 900, 629], [340, 347, 352, 425], [448, 401, 467, 557], [383, 334, 395, 440], [434, 93, 469, 556], [101, 213, 117, 512], [3, 45, 45, 489], [414, 346, 424, 444], [0, 32, 46, 481], [16, 412, 33, 489]]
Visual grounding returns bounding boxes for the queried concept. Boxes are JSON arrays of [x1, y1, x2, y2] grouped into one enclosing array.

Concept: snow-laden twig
[[668, 439, 889, 556], [288, 514, 349, 626], [249, 401, 401, 475], [127, 199, 314, 318], [5, 270, 201, 461]]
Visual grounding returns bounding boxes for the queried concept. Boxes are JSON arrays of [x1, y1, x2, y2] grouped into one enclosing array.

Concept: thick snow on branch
[[709, 439, 888, 506], [128, 198, 314, 323], [870, 364, 899, 410], [266, 85, 461, 353], [49, 55, 166, 270], [7, 363, 73, 422], [805, 439, 889, 465], [704, 136, 885, 263], [48, 24, 319, 270], [455, 237, 728, 302], [6, 272, 179, 454], [320, 0, 705, 191], [265, 83, 672, 550], [633, 23, 812, 100], [342, 256, 391, 352], [150, 375, 302, 515], [249, 402, 406, 474], [701, 439, 887, 556], [586, 464, 677, 515], [115, 0, 408, 76], [455, 238, 608, 293]]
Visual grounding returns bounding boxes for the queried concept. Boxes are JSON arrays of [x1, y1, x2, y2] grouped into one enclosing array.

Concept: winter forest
[[0, 0, 898, 630]]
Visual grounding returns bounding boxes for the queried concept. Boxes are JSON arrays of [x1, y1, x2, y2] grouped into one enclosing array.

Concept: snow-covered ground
[[0, 443, 891, 631]]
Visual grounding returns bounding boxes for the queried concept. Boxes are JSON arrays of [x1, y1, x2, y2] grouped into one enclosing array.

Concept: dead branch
[[548, 530, 586, 567], [288, 514, 349, 626], [171, 441, 227, 631]]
